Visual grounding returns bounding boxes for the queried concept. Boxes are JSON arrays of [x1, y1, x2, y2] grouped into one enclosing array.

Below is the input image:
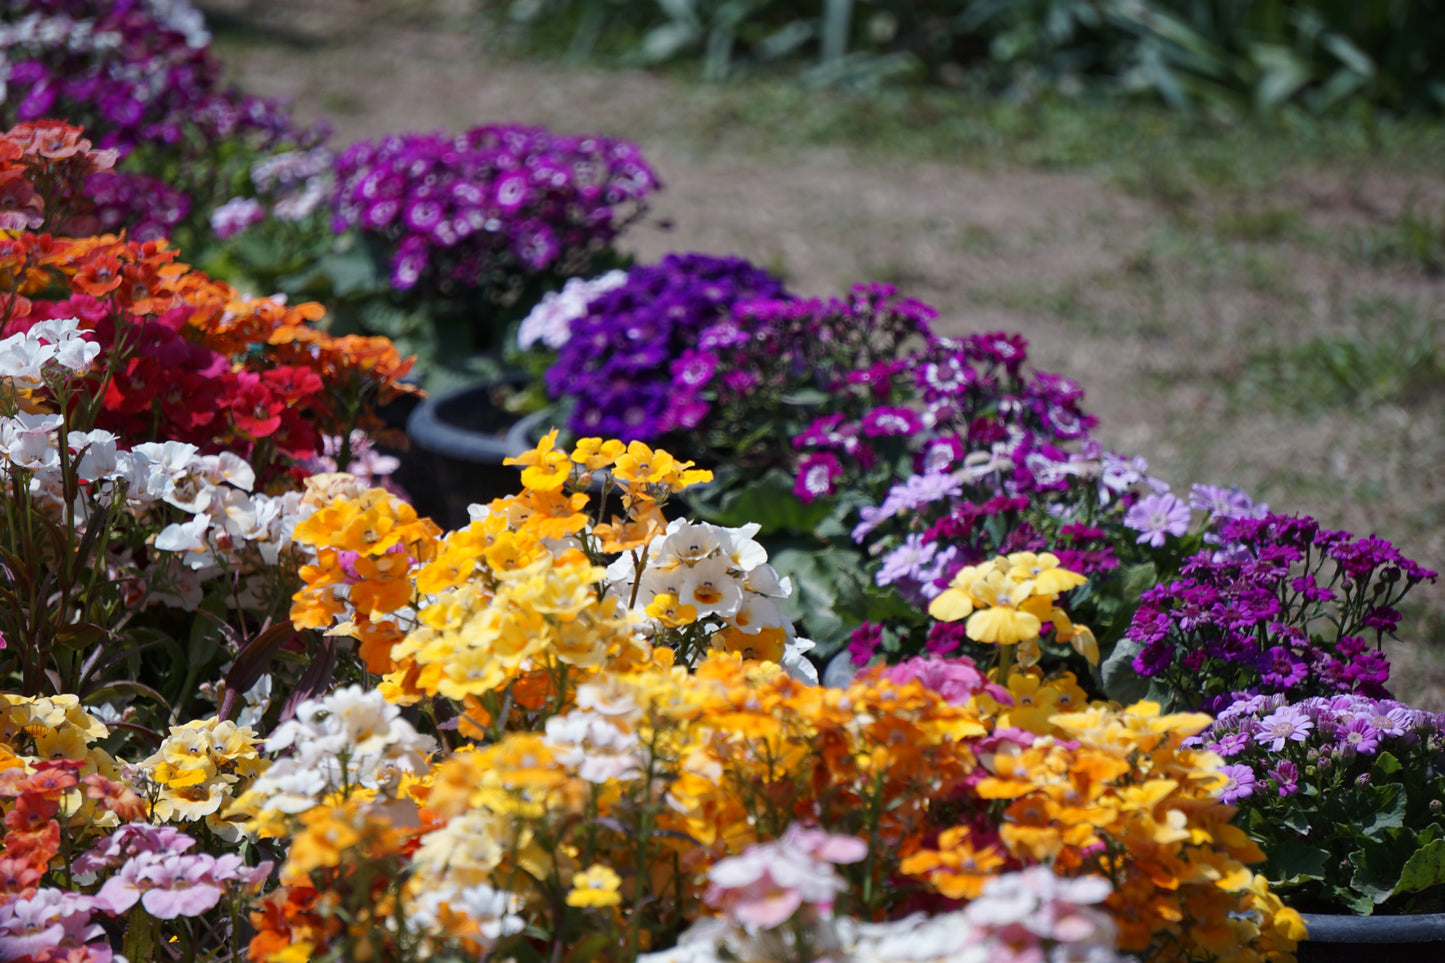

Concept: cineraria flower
[[1255, 706, 1314, 751], [1123, 492, 1192, 547], [516, 269, 628, 351], [1218, 763, 1257, 804]]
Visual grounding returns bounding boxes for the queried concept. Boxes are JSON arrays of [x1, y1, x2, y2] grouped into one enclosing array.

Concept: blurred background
[[197, 0, 1444, 704]]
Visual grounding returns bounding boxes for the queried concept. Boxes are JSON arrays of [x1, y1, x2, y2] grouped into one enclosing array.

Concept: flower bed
[[1, 5, 1444, 959]]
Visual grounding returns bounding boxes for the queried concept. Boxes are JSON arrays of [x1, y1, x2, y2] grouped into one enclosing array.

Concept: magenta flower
[[1337, 716, 1380, 755], [793, 452, 844, 504], [882, 656, 1013, 707], [1123, 492, 1192, 547], [1266, 759, 1300, 796]]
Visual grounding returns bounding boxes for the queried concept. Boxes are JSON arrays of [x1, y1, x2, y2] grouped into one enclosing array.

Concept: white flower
[[515, 270, 627, 350], [678, 557, 744, 618], [131, 440, 202, 477], [198, 451, 256, 492], [154, 515, 211, 556], [0, 412, 61, 470], [544, 710, 643, 784], [68, 429, 119, 482]]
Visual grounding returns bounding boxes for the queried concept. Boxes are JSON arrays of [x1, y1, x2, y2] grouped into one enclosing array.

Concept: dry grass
[[199, 0, 1445, 708]]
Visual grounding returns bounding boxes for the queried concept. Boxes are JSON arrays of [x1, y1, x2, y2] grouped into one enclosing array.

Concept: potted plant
[[1196, 692, 1445, 958]]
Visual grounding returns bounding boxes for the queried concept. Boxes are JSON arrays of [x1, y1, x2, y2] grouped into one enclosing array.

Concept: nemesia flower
[[705, 824, 866, 928]]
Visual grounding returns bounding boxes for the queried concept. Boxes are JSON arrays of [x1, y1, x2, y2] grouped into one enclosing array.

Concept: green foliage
[[490, 0, 1445, 114], [1245, 298, 1445, 412], [1352, 203, 1445, 275]]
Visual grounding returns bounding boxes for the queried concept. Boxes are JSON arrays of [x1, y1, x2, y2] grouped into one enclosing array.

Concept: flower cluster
[[0, 119, 417, 725], [545, 253, 788, 440], [332, 124, 659, 295], [928, 551, 1095, 670], [606, 515, 810, 677], [1197, 692, 1445, 915], [0, 0, 323, 244], [1125, 512, 1437, 711], [0, 695, 273, 961]]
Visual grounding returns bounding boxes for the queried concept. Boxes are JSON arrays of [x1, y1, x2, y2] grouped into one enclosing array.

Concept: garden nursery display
[[1, 2, 1444, 962]]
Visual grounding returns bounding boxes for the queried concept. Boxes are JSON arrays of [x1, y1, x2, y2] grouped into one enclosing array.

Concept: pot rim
[[1300, 911, 1445, 943]]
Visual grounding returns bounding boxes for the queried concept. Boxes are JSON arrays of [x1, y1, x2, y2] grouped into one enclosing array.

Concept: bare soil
[[199, 0, 1445, 706]]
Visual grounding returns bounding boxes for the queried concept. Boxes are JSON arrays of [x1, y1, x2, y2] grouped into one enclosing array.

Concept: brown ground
[[199, 0, 1445, 706]]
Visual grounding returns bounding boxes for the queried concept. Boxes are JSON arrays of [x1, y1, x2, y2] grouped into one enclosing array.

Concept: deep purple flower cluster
[[331, 124, 660, 295], [1126, 512, 1438, 711], [545, 253, 786, 441], [85, 169, 190, 241], [1, 0, 320, 237], [706, 285, 936, 458], [807, 328, 1099, 512]]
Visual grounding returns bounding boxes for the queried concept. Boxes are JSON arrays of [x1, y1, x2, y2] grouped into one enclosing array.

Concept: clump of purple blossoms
[[698, 283, 937, 472], [545, 253, 786, 441], [0, 0, 323, 240], [331, 124, 659, 297], [1126, 512, 1437, 712], [1194, 691, 1445, 913]]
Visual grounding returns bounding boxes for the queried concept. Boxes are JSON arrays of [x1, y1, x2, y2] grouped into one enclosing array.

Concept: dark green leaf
[[1265, 838, 1330, 885]]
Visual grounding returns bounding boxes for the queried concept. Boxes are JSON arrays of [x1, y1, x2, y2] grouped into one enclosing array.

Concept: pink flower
[[0, 889, 113, 963], [882, 656, 1013, 707], [94, 849, 271, 920], [705, 825, 865, 928]]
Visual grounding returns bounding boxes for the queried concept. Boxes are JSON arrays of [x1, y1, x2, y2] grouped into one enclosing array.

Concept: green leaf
[[1100, 635, 1151, 704], [1265, 838, 1330, 885], [1350, 826, 1422, 906], [318, 245, 386, 297], [641, 22, 701, 64], [1358, 783, 1406, 836], [1374, 750, 1404, 778], [1394, 837, 1445, 896], [683, 468, 833, 534]]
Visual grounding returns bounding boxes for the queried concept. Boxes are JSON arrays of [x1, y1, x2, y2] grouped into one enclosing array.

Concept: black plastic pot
[[405, 375, 550, 530], [1297, 912, 1445, 962]]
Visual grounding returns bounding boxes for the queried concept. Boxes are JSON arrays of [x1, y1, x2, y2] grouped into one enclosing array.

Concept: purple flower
[[1212, 732, 1252, 757], [1123, 492, 1192, 547], [1259, 646, 1308, 689], [859, 406, 923, 438], [1218, 763, 1257, 804], [1337, 716, 1380, 755], [1255, 706, 1314, 751], [210, 196, 265, 239], [876, 534, 938, 588], [1266, 759, 1300, 796], [794, 453, 844, 504]]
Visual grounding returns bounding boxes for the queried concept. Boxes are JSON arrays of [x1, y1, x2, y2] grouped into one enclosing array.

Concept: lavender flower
[[1255, 705, 1314, 751], [1123, 492, 1192, 548]]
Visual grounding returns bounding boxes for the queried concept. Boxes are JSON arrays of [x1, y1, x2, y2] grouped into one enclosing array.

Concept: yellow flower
[[964, 570, 1053, 644], [646, 592, 697, 627], [1004, 551, 1087, 596], [571, 437, 626, 470], [566, 864, 623, 908], [503, 428, 573, 491]]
